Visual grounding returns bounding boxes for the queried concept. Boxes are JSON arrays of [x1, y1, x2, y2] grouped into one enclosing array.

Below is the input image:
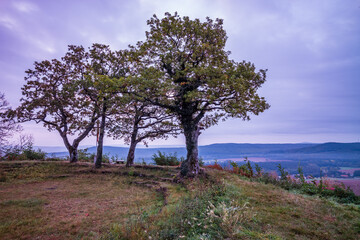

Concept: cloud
[[0, 0, 359, 145], [0, 15, 19, 30], [12, 1, 38, 13]]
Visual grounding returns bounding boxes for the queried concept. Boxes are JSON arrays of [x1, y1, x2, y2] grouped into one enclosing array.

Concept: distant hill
[[271, 142, 360, 154], [47, 142, 360, 176], [49, 142, 360, 161], [198, 143, 316, 159]]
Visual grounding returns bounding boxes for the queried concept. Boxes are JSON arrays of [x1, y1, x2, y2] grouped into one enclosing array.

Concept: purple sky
[[1, 0, 359, 146]]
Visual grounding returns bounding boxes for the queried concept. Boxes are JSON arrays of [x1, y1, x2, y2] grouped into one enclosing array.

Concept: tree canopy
[[130, 12, 270, 176], [15, 46, 101, 162], [14, 13, 269, 176]]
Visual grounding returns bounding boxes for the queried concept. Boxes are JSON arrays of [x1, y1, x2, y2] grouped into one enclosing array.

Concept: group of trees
[[8, 13, 269, 177]]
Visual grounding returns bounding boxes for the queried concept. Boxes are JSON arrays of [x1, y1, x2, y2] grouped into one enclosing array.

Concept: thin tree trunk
[[181, 123, 200, 177], [126, 123, 139, 167], [126, 141, 137, 167], [95, 103, 107, 168]]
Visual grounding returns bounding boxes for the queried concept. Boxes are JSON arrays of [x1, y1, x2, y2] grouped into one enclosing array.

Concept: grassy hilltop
[[0, 161, 359, 239]]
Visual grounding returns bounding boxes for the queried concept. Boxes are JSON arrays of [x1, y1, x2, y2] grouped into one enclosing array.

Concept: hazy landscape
[[1, 0, 359, 239], [47, 142, 360, 176], [43, 142, 360, 194]]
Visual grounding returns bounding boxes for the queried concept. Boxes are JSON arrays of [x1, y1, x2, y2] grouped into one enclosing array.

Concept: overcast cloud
[[0, 0, 359, 146]]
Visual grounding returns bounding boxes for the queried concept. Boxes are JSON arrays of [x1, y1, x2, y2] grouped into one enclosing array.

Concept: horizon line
[[35, 141, 360, 148]]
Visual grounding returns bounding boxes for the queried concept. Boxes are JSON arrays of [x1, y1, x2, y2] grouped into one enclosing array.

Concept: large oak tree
[[132, 13, 270, 176]]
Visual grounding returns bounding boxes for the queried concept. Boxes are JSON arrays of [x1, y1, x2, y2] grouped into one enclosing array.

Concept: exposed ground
[[0, 161, 178, 239], [0, 161, 359, 239]]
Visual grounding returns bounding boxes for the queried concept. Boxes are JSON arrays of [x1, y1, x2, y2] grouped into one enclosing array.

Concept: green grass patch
[[0, 198, 46, 208]]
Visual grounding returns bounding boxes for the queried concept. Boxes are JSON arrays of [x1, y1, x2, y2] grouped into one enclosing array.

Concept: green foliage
[[300, 183, 318, 195], [78, 148, 95, 162], [152, 151, 180, 166], [246, 158, 254, 177], [277, 163, 288, 181], [128, 12, 269, 176], [77, 148, 110, 163], [257, 164, 360, 204], [230, 158, 255, 178], [333, 186, 359, 204], [254, 163, 263, 177], [136, 12, 269, 125], [296, 164, 305, 184], [22, 148, 46, 160], [2, 142, 46, 161]]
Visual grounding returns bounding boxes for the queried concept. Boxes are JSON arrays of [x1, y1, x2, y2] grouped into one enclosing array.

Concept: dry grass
[[208, 169, 360, 240], [0, 161, 178, 240], [1, 161, 360, 240]]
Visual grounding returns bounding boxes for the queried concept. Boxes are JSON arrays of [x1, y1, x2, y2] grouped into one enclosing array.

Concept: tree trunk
[[181, 123, 200, 177], [126, 141, 137, 167], [57, 110, 98, 164], [95, 103, 107, 168], [69, 146, 78, 163], [126, 123, 139, 167], [59, 131, 79, 163]]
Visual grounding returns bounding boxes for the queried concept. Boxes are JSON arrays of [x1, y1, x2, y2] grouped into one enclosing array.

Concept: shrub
[[0, 135, 46, 161], [78, 148, 95, 162], [152, 151, 180, 166], [2, 146, 22, 160], [206, 160, 223, 171], [228, 158, 255, 178], [2, 145, 46, 160], [23, 147, 46, 160], [296, 165, 305, 184], [255, 163, 263, 177], [77, 148, 110, 163], [277, 163, 288, 181], [256, 164, 360, 204]]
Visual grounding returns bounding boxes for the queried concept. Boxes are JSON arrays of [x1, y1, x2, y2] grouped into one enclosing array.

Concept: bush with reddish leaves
[[206, 162, 223, 171]]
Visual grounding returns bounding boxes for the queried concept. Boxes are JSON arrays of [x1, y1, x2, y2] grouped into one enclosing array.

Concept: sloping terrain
[[0, 161, 359, 239]]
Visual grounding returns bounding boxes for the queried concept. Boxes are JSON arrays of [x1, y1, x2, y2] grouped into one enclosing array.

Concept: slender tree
[[132, 13, 270, 177], [15, 46, 100, 162], [108, 98, 178, 167], [82, 44, 130, 168], [0, 93, 21, 157]]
